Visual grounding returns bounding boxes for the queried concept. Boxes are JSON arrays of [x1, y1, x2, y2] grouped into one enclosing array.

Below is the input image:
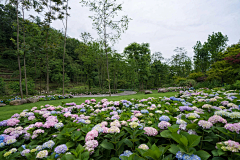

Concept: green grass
[[0, 90, 177, 121]]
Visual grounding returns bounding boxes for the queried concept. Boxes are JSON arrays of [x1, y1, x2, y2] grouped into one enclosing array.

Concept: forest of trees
[[0, 2, 240, 97]]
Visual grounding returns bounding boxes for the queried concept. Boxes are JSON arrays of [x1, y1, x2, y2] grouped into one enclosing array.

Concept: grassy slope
[[0, 90, 177, 121]]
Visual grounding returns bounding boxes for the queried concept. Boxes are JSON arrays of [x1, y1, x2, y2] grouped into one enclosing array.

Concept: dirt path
[[73, 91, 137, 98]]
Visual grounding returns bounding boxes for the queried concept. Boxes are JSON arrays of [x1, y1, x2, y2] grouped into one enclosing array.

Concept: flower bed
[[0, 89, 240, 159]]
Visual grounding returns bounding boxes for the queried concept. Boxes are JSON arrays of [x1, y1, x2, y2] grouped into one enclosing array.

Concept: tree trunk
[[103, 3, 111, 96], [16, 0, 23, 99], [63, 0, 68, 96], [113, 69, 116, 93], [45, 29, 49, 94], [22, 7, 28, 97], [34, 48, 37, 87]]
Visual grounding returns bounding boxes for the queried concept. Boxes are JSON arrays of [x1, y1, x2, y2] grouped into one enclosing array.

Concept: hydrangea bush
[[0, 88, 240, 159]]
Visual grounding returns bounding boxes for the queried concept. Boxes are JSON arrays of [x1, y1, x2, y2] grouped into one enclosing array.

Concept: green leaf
[[81, 151, 89, 159], [119, 156, 129, 160], [133, 130, 145, 137], [217, 149, 225, 156], [136, 148, 147, 157], [66, 141, 75, 148], [186, 123, 197, 129], [195, 150, 211, 160], [123, 127, 133, 134], [187, 134, 201, 147], [110, 157, 120, 160], [76, 144, 85, 154], [168, 144, 180, 154], [171, 133, 182, 144], [212, 150, 219, 156], [180, 136, 188, 147], [124, 138, 133, 147], [159, 145, 170, 155], [163, 154, 173, 160], [212, 157, 225, 160], [160, 130, 171, 138], [100, 140, 114, 150], [61, 154, 75, 160]]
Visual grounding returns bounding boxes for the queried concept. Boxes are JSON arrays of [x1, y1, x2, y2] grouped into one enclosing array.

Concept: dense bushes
[[0, 78, 6, 95], [224, 80, 240, 90], [9, 79, 36, 95]]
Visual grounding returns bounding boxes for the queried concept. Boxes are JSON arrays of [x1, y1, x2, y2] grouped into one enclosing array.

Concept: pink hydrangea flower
[[7, 118, 20, 126], [143, 127, 158, 136]]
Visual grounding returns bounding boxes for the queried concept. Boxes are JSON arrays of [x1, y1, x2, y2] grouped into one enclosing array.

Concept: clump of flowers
[[54, 144, 68, 154], [158, 121, 171, 129], [138, 144, 149, 150], [7, 118, 20, 126], [21, 149, 30, 156], [140, 110, 149, 114], [224, 123, 240, 134], [217, 140, 240, 152], [36, 150, 48, 159], [176, 151, 201, 160], [119, 150, 133, 160], [208, 115, 227, 124], [159, 115, 170, 122], [143, 127, 158, 136], [42, 140, 55, 149], [198, 120, 213, 129], [54, 122, 64, 129], [129, 122, 139, 129], [179, 106, 193, 111]]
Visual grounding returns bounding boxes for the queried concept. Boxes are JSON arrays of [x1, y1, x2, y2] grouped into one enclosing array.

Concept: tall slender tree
[[62, 0, 70, 96], [80, 0, 131, 96]]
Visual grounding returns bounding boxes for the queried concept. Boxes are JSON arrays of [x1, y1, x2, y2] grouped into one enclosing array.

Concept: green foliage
[[9, 79, 36, 95], [194, 79, 221, 89], [188, 72, 204, 81], [0, 78, 6, 95], [225, 80, 240, 90], [179, 79, 197, 87], [207, 60, 235, 84]]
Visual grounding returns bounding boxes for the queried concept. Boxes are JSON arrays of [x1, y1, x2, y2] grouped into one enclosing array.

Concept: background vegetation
[[0, 2, 240, 98]]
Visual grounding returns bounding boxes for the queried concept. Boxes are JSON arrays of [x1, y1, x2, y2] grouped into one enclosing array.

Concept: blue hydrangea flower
[[92, 124, 103, 133], [176, 151, 184, 159], [138, 124, 143, 130], [182, 154, 191, 160], [117, 110, 122, 113], [119, 150, 133, 160], [80, 108, 86, 112], [42, 140, 55, 149], [55, 154, 59, 158], [78, 119, 86, 124], [0, 142, 5, 148], [159, 115, 170, 122], [191, 154, 201, 160], [0, 135, 4, 141], [22, 145, 26, 149], [54, 144, 68, 154], [141, 110, 149, 114]]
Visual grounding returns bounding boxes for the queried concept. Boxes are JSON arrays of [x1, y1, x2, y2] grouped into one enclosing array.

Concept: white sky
[[4, 0, 240, 59]]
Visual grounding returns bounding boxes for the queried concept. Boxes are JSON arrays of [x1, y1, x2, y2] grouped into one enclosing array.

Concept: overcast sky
[[9, 0, 240, 59]]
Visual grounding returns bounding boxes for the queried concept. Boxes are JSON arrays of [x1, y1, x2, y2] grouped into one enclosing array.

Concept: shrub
[[188, 72, 204, 81], [179, 79, 197, 87], [9, 79, 36, 95], [0, 78, 6, 95]]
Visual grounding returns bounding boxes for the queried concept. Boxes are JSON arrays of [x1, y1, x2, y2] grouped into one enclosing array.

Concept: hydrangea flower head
[[158, 121, 171, 129], [159, 115, 170, 122], [54, 144, 68, 154], [138, 144, 149, 150], [36, 150, 48, 159]]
